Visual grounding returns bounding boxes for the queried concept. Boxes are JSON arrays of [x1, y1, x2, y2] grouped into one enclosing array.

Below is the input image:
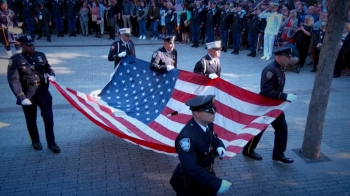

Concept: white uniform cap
[[206, 41, 221, 49], [119, 28, 131, 35]]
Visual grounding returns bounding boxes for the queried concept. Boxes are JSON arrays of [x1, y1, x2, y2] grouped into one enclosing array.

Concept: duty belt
[[24, 81, 41, 86]]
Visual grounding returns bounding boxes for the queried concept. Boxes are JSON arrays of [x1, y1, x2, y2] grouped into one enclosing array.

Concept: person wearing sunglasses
[[170, 95, 232, 195], [242, 46, 297, 164], [108, 28, 136, 68]]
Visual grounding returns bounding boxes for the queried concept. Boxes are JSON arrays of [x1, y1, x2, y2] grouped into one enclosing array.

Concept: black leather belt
[[24, 81, 41, 86]]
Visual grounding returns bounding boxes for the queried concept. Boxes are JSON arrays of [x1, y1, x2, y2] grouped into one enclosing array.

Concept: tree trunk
[[300, 0, 350, 160]]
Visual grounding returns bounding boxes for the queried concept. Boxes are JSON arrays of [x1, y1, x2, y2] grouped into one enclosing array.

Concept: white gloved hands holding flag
[[166, 65, 175, 71], [208, 73, 218, 79], [45, 74, 56, 82], [286, 93, 297, 102], [21, 98, 32, 106], [216, 147, 226, 158], [218, 180, 232, 194], [118, 51, 127, 57]]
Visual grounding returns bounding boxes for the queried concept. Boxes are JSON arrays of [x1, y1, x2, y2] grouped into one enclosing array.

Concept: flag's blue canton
[[99, 56, 180, 124]]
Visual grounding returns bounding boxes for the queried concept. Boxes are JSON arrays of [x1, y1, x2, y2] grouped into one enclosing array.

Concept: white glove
[[286, 93, 297, 102], [218, 180, 232, 194], [166, 65, 175, 71], [21, 98, 32, 105], [208, 73, 218, 79], [117, 51, 126, 57], [217, 147, 226, 158], [48, 75, 56, 82]]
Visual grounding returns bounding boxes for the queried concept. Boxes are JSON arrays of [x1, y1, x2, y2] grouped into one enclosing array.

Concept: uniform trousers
[[67, 17, 76, 32], [248, 33, 258, 52], [243, 112, 288, 156], [191, 25, 200, 42], [24, 17, 36, 35], [53, 17, 64, 32], [232, 32, 241, 50], [220, 29, 228, 48], [37, 20, 51, 40], [263, 33, 275, 58], [22, 101, 55, 145], [206, 28, 214, 43]]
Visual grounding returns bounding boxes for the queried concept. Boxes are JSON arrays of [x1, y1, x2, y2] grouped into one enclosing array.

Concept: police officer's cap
[[273, 46, 292, 57], [17, 35, 35, 46], [185, 95, 215, 111], [163, 35, 175, 44], [119, 28, 131, 36]]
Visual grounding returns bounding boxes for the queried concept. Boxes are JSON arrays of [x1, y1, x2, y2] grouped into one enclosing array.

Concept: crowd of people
[[0, 0, 349, 75]]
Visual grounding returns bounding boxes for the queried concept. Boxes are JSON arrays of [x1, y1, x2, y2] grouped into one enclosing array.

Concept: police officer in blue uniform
[[218, 2, 231, 52], [150, 35, 177, 73], [170, 95, 232, 195], [242, 46, 297, 163], [246, 8, 262, 57], [230, 3, 246, 55], [108, 28, 136, 68], [190, 0, 204, 48], [65, 0, 79, 37], [7, 35, 60, 153], [19, 0, 36, 38], [51, 0, 65, 37]]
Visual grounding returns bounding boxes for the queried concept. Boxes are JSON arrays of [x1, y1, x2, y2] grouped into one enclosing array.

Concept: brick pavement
[[0, 34, 350, 196]]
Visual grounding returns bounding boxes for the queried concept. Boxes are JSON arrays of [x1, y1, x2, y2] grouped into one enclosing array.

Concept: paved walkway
[[0, 34, 349, 196]]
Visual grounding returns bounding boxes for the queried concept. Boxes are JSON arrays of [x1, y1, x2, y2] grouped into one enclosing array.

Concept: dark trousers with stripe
[[22, 102, 55, 145], [243, 113, 287, 156]]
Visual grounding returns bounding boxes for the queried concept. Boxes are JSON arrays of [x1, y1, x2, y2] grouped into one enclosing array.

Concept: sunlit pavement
[[0, 35, 349, 196]]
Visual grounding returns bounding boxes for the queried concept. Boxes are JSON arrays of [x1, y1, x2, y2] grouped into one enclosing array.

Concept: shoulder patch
[[152, 52, 158, 58], [110, 45, 115, 50], [265, 71, 273, 79], [179, 138, 190, 152], [8, 59, 12, 66]]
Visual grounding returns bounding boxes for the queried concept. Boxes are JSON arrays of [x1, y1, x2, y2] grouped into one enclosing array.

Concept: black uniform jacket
[[219, 9, 232, 30], [19, 0, 36, 18], [35, 7, 51, 22], [65, 0, 79, 18], [194, 54, 221, 77], [170, 118, 224, 195], [150, 47, 177, 73], [230, 10, 246, 33], [190, 5, 204, 26], [108, 39, 136, 68], [206, 8, 220, 29], [246, 13, 262, 35], [259, 61, 287, 100], [7, 52, 55, 105]]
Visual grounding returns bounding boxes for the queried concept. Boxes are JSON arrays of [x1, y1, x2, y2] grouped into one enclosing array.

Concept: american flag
[[51, 56, 290, 158]]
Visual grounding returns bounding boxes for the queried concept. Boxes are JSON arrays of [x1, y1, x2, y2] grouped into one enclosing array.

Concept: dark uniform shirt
[[20, 0, 36, 18], [206, 8, 219, 28], [7, 52, 55, 105], [260, 61, 287, 100], [247, 13, 262, 35], [150, 47, 177, 73], [230, 10, 246, 33], [170, 118, 224, 195], [190, 5, 204, 26], [219, 9, 231, 30], [108, 39, 136, 68], [51, 0, 65, 18], [35, 6, 51, 22], [65, 0, 79, 18], [194, 54, 221, 77]]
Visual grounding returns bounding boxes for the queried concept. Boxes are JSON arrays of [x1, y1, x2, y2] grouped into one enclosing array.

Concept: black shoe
[[61, 33, 64, 37], [231, 50, 235, 54], [36, 36, 42, 40], [310, 69, 316, 72], [73, 31, 76, 37], [191, 43, 196, 47], [57, 33, 60, 37], [69, 33, 73, 37], [307, 61, 314, 66], [47, 39, 51, 42], [242, 151, 262, 160], [251, 52, 256, 57], [205, 46, 207, 49], [247, 52, 253, 56], [48, 143, 61, 154], [272, 154, 294, 163], [235, 50, 239, 55], [223, 48, 227, 52], [32, 142, 42, 151], [195, 43, 199, 48]]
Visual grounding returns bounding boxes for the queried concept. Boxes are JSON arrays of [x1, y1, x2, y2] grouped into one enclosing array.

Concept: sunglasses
[[201, 107, 217, 114]]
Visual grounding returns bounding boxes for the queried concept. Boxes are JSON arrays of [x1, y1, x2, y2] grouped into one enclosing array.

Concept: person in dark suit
[[7, 35, 60, 154], [170, 95, 232, 196], [108, 28, 136, 68], [150, 35, 177, 73], [246, 8, 262, 57], [194, 40, 221, 79], [242, 46, 297, 164]]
